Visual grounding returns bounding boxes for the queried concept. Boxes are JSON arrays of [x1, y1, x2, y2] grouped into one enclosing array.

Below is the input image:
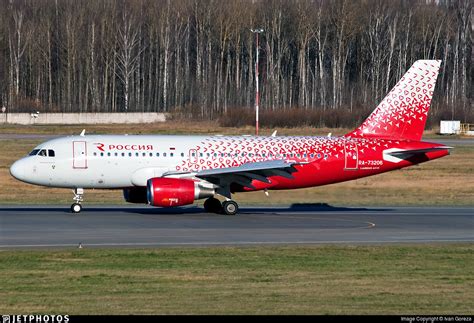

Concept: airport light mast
[[251, 28, 264, 136]]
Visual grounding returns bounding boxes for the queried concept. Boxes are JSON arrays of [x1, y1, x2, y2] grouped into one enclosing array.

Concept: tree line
[[0, 0, 472, 126]]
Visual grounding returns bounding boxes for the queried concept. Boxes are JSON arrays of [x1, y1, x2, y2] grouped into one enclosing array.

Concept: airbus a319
[[10, 60, 451, 215]]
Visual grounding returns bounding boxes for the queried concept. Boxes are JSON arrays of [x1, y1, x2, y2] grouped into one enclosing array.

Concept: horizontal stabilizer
[[387, 146, 453, 157]]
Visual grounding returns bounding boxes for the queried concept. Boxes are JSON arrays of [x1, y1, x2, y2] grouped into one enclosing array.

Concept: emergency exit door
[[344, 140, 358, 170], [73, 141, 87, 169]]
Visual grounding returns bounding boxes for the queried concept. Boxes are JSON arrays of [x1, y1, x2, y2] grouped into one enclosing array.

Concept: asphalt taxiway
[[0, 205, 472, 249]]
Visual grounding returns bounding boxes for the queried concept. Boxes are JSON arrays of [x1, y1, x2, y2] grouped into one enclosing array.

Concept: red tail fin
[[346, 60, 441, 141]]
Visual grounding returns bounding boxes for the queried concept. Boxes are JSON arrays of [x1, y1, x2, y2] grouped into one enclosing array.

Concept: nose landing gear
[[71, 188, 84, 214]]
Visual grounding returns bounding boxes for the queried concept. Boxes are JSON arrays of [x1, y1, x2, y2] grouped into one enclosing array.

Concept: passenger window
[[93, 152, 97, 156], [170, 153, 174, 157], [135, 152, 139, 157], [149, 153, 153, 157], [48, 150, 55, 157], [107, 152, 111, 157], [163, 153, 167, 157], [100, 152, 104, 157], [181, 153, 184, 157], [114, 152, 118, 156], [122, 152, 125, 157], [156, 153, 160, 157], [129, 152, 132, 157], [142, 152, 146, 157]]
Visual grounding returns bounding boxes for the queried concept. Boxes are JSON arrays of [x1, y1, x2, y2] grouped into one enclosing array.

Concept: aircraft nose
[[10, 159, 27, 181]]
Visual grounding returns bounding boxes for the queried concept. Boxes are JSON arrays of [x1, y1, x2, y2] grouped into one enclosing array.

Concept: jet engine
[[147, 178, 214, 207], [123, 187, 148, 204]]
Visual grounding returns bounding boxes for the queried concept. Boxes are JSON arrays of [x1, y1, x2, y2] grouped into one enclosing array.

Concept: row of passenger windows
[[94, 152, 182, 157], [93, 151, 326, 159], [29, 149, 55, 157]]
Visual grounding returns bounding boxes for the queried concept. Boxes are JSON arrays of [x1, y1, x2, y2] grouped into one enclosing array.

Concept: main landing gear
[[204, 197, 239, 215], [71, 188, 84, 214]]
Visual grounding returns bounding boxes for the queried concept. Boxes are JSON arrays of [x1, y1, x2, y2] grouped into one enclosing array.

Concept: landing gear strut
[[71, 188, 84, 214]]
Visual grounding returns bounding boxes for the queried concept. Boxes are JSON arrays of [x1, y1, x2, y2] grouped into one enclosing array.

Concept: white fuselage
[[10, 134, 329, 189]]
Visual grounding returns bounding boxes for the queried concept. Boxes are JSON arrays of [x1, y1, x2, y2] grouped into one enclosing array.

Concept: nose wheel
[[71, 188, 84, 214], [71, 203, 82, 213]]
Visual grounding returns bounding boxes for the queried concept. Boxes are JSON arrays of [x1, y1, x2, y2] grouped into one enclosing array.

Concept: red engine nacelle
[[147, 178, 214, 207]]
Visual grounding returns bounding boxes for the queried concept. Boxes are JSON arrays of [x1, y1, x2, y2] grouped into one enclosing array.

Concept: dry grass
[[0, 245, 473, 314], [1, 124, 473, 206]]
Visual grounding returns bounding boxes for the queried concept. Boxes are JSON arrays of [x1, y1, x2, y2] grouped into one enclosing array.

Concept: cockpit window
[[38, 149, 47, 157], [48, 150, 55, 157], [29, 149, 40, 156]]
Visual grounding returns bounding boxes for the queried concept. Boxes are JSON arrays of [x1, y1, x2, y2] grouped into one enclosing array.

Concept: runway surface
[[0, 205, 472, 249]]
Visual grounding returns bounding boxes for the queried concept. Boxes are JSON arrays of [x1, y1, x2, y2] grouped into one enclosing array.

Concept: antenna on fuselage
[[80, 129, 85, 137]]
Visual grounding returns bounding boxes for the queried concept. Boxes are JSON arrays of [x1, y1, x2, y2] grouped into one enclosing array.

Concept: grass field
[[1, 123, 473, 205], [1, 245, 473, 314]]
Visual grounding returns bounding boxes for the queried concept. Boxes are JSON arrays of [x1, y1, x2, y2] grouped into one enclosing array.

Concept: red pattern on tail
[[347, 60, 441, 141]]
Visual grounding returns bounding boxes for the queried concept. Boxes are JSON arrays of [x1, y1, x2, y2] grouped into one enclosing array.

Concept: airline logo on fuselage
[[94, 143, 154, 152]]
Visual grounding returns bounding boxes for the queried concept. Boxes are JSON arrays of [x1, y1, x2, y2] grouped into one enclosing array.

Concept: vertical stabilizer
[[346, 60, 441, 141]]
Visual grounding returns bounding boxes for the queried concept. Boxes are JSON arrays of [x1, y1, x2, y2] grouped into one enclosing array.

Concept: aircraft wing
[[195, 160, 301, 189], [164, 160, 302, 190]]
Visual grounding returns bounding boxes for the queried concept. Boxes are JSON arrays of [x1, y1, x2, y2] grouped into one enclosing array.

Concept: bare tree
[[115, 7, 143, 111]]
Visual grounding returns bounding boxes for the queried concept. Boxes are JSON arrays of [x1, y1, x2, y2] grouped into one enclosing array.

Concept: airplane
[[10, 60, 451, 215]]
